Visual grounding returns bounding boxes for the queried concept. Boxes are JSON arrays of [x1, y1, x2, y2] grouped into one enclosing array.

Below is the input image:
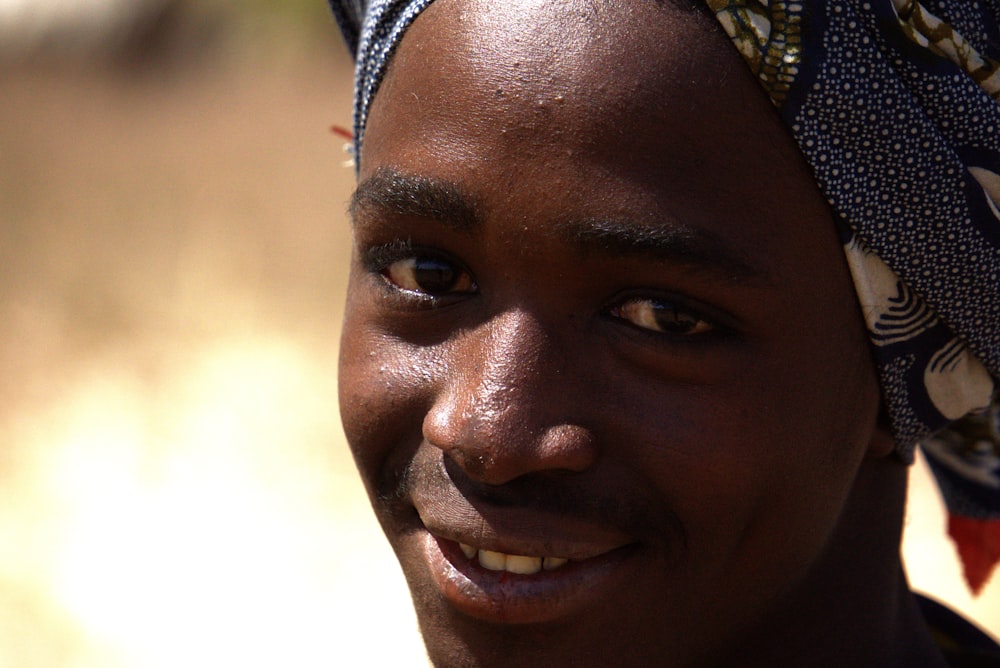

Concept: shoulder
[[917, 594, 1000, 668]]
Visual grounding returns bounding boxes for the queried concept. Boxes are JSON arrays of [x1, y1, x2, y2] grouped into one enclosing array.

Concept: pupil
[[412, 257, 457, 293], [653, 303, 696, 334]]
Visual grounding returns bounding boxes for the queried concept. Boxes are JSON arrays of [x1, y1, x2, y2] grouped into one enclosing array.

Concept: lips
[[419, 531, 635, 624], [408, 471, 638, 624]]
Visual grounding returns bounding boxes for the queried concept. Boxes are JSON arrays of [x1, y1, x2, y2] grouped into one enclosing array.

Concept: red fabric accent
[[330, 125, 354, 141], [947, 514, 1000, 595]]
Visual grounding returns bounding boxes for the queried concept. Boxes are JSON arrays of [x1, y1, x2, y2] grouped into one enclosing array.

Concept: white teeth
[[478, 549, 507, 571], [457, 543, 569, 574], [506, 555, 543, 575], [543, 556, 569, 570]]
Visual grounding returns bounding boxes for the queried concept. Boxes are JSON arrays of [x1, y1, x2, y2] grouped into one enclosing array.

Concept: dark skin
[[339, 0, 947, 665]]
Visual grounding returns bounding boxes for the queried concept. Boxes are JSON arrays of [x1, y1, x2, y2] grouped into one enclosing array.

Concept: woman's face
[[340, 0, 888, 665]]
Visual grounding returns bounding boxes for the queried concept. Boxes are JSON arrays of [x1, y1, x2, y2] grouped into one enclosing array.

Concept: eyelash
[[362, 240, 477, 304], [362, 240, 720, 338], [607, 295, 716, 338]]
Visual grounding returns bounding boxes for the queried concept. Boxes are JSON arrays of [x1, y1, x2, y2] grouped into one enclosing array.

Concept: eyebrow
[[350, 168, 479, 231], [566, 219, 770, 285], [351, 168, 770, 286]]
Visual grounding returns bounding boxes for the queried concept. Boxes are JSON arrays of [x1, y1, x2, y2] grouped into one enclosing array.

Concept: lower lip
[[420, 532, 636, 625]]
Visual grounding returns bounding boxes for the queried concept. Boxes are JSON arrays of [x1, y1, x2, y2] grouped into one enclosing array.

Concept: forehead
[[359, 0, 839, 272], [364, 0, 737, 159], [361, 0, 790, 157]]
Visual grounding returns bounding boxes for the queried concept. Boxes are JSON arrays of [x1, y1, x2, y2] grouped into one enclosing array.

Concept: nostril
[[428, 405, 599, 485], [446, 447, 495, 481]]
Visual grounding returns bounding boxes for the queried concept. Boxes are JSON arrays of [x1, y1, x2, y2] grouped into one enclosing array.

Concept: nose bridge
[[474, 308, 551, 423], [423, 308, 597, 484]]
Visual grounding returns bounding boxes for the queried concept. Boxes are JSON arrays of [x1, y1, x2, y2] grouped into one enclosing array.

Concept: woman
[[330, 1, 1000, 665]]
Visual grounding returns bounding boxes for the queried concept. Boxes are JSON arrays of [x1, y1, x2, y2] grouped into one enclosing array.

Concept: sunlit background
[[0, 2, 996, 666]]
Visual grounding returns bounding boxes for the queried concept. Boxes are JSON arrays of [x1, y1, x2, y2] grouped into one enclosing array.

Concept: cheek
[[337, 289, 440, 497], [730, 370, 878, 564], [612, 321, 880, 564]]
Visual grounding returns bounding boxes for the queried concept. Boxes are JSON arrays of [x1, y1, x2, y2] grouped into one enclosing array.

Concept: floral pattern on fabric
[[707, 0, 1000, 592]]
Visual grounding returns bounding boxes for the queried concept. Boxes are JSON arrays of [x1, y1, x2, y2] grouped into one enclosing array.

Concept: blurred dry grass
[[0, 22, 427, 667], [0, 11, 995, 667]]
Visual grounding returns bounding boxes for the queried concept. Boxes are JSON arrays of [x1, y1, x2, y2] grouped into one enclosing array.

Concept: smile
[[406, 459, 642, 623], [419, 532, 637, 624], [458, 542, 570, 574]]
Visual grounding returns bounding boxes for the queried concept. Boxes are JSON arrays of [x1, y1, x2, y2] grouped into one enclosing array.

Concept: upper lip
[[411, 480, 636, 560]]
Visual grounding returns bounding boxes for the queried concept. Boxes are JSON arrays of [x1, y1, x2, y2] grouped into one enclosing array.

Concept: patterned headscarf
[[329, 0, 1000, 593]]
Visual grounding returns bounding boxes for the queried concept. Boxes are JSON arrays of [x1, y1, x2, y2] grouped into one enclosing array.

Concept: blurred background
[[0, 2, 996, 666]]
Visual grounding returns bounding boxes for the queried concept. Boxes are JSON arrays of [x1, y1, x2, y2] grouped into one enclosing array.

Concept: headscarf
[[329, 0, 1000, 593]]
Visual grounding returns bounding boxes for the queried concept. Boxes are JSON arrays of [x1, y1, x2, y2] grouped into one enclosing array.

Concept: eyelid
[[360, 239, 470, 277], [605, 290, 733, 338], [360, 239, 477, 301], [360, 238, 417, 273], [614, 298, 711, 335]]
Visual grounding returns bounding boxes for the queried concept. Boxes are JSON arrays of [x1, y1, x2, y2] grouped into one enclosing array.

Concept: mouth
[[404, 453, 643, 624], [457, 542, 569, 574], [419, 530, 637, 625]]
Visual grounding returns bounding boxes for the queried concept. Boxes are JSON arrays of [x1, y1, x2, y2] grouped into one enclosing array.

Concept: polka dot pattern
[[710, 0, 1000, 535]]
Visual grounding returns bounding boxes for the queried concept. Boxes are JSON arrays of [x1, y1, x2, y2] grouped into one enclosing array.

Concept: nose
[[422, 309, 598, 485]]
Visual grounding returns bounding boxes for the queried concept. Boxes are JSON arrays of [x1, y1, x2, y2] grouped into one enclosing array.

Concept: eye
[[610, 297, 714, 336], [382, 255, 476, 296]]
